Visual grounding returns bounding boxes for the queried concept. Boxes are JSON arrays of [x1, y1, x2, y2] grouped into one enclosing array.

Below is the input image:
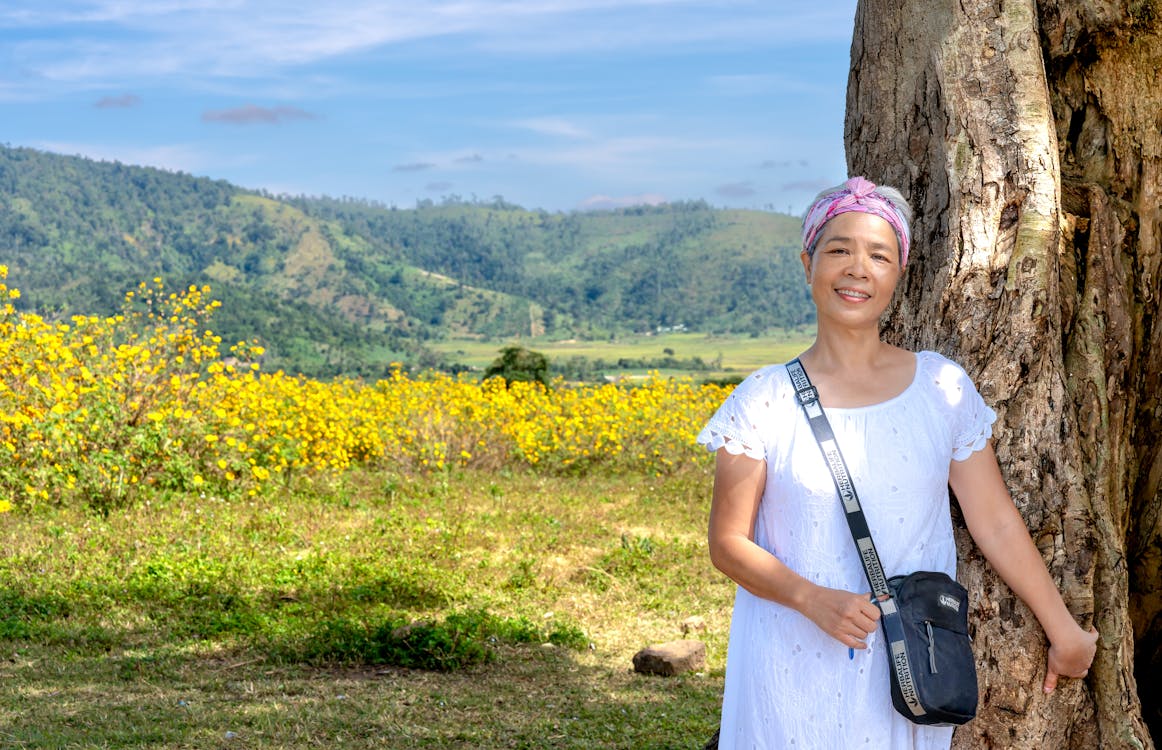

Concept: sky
[[1, 1, 859, 214]]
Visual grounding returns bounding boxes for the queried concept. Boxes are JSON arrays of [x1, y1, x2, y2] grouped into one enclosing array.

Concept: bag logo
[[938, 593, 960, 611]]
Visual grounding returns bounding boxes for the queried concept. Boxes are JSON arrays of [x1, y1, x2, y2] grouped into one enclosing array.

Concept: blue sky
[[1, 1, 858, 214]]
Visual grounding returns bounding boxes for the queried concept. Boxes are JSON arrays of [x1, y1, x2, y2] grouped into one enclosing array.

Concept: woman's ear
[[800, 250, 812, 282]]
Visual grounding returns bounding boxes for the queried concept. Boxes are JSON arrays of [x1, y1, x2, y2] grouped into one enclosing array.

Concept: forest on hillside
[[0, 144, 812, 377]]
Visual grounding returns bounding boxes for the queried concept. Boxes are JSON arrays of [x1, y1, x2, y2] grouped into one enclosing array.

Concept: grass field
[[0, 468, 732, 749], [431, 328, 816, 379]]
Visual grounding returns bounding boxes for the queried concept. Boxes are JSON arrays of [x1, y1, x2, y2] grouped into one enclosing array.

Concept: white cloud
[[392, 162, 436, 172], [94, 93, 142, 108], [704, 73, 822, 96], [716, 180, 757, 198], [1, 1, 856, 87], [2, 2, 857, 212], [517, 132, 743, 175], [578, 192, 667, 211], [514, 117, 591, 139], [31, 141, 211, 174], [202, 104, 319, 124], [0, 1, 243, 24]]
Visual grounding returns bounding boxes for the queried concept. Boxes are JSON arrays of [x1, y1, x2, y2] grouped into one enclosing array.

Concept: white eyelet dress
[[697, 351, 997, 750]]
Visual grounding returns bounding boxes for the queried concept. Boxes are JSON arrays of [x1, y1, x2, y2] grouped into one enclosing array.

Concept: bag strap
[[786, 357, 928, 719], [785, 358, 892, 599]]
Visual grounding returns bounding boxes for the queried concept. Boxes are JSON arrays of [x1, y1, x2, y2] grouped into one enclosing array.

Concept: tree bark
[[846, 0, 1160, 747]]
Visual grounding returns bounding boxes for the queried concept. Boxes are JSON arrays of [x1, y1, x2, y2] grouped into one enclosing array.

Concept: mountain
[[0, 144, 812, 377]]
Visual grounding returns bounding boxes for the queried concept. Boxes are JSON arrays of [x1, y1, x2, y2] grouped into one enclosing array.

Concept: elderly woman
[[698, 177, 1097, 749]]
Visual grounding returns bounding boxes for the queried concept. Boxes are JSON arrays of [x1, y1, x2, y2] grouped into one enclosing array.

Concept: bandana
[[801, 176, 911, 267]]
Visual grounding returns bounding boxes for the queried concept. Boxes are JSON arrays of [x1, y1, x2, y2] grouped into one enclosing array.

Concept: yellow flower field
[[0, 270, 727, 511]]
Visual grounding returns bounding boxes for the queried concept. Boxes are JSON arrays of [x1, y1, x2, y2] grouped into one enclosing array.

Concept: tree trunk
[[846, 1, 1160, 747]]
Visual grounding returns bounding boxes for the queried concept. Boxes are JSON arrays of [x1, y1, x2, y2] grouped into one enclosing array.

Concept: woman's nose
[[845, 253, 870, 276]]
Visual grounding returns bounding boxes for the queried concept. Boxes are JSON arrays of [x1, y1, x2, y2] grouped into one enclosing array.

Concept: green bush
[[295, 608, 588, 671], [483, 345, 550, 387]]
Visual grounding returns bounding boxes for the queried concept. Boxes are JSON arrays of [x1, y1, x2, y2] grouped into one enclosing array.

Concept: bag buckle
[[796, 385, 820, 406]]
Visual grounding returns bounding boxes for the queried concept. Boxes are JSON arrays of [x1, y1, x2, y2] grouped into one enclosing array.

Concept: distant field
[[431, 328, 817, 379]]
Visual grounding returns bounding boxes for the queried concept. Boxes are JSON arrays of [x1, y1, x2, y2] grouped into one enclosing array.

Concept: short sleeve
[[695, 369, 778, 461], [930, 356, 997, 461]]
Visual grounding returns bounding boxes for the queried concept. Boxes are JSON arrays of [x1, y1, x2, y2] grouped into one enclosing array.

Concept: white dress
[[697, 351, 996, 750]]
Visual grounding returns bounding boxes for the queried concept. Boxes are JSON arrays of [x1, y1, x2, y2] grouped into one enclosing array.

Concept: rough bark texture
[[847, 0, 1160, 747]]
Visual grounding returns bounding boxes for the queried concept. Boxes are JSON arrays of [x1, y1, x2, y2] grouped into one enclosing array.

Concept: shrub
[[295, 609, 588, 671], [483, 345, 550, 387]]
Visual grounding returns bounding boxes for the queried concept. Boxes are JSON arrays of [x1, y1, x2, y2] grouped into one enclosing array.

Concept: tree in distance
[[483, 346, 550, 388]]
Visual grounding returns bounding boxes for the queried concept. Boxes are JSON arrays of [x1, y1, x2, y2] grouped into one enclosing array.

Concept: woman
[[698, 177, 1098, 749]]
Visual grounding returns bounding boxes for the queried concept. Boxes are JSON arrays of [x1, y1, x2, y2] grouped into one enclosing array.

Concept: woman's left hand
[[1044, 624, 1099, 694]]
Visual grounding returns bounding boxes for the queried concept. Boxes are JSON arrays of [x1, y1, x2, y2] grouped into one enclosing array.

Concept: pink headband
[[801, 176, 911, 267]]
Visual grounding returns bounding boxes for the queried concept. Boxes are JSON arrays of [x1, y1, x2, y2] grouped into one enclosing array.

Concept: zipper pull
[[926, 621, 938, 673]]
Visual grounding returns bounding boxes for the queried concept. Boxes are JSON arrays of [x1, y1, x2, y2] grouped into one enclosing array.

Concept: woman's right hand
[[799, 585, 882, 650], [1044, 624, 1099, 693]]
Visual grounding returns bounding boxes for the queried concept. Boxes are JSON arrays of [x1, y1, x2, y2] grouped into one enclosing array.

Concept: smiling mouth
[[836, 288, 871, 300]]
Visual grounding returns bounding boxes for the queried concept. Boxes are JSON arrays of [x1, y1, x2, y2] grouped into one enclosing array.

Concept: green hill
[[0, 144, 812, 377], [290, 196, 811, 337]]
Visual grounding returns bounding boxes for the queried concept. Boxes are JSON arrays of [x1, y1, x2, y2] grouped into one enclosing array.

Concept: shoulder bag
[[786, 358, 978, 726]]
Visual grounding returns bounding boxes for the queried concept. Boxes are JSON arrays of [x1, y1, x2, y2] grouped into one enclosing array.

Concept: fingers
[[840, 627, 869, 648], [1044, 622, 1100, 693], [839, 601, 878, 647], [1042, 666, 1089, 694], [841, 601, 881, 648], [850, 608, 880, 633], [806, 588, 884, 650], [852, 594, 881, 625], [1044, 625, 1098, 694]]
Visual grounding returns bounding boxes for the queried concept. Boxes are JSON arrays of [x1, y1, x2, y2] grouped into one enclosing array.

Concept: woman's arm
[[949, 442, 1098, 693], [708, 447, 881, 650]]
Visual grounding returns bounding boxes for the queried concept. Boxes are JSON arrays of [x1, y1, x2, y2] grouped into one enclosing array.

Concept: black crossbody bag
[[786, 358, 978, 726]]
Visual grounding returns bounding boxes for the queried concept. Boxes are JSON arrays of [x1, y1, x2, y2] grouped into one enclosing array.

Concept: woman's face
[[800, 211, 902, 329]]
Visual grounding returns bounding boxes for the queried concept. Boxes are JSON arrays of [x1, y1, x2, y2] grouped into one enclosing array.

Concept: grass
[[0, 467, 732, 748], [431, 328, 816, 380]]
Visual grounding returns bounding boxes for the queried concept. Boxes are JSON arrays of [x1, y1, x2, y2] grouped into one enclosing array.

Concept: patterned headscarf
[[801, 176, 912, 267]]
